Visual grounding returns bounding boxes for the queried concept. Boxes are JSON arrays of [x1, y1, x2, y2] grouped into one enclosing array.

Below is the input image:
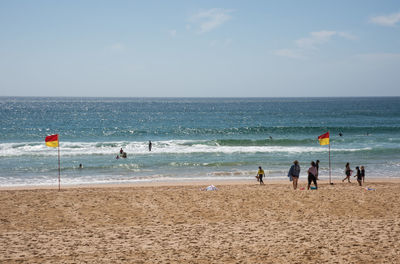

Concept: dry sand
[[1, 179, 400, 263]]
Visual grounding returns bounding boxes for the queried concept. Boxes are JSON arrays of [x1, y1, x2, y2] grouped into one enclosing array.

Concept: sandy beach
[[1, 178, 400, 263]]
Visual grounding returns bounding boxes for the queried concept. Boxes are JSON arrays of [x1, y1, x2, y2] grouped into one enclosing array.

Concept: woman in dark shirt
[[307, 161, 318, 190], [354, 166, 362, 186], [361, 166, 365, 184], [342, 162, 352, 183], [288, 160, 300, 190]]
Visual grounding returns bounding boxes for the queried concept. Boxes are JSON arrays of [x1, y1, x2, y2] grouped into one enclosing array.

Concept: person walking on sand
[[257, 166, 265, 185], [354, 166, 362, 186], [361, 166, 365, 184], [307, 161, 318, 190], [288, 160, 300, 190], [342, 162, 352, 183]]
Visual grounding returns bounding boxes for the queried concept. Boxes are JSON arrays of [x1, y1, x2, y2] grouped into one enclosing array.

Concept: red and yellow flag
[[45, 134, 59, 148], [318, 132, 329, 145]]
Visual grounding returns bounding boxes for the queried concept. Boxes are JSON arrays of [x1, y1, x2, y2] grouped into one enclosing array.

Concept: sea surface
[[0, 97, 399, 187]]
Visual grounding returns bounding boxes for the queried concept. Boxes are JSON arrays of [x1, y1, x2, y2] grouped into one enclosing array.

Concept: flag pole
[[57, 137, 61, 191], [329, 140, 331, 185]]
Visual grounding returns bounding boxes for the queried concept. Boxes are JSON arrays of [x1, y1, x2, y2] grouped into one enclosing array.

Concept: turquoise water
[[0, 97, 399, 186]]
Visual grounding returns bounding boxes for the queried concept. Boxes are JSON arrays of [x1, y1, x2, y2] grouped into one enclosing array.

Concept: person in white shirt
[[307, 161, 318, 190]]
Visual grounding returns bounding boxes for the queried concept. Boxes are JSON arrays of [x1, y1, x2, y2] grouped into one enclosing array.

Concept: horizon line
[[1, 95, 399, 99]]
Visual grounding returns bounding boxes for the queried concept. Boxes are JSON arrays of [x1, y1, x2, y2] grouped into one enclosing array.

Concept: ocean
[[0, 97, 399, 187]]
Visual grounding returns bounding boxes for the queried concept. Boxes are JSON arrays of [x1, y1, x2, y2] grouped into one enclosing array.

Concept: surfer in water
[[149, 141, 152, 151]]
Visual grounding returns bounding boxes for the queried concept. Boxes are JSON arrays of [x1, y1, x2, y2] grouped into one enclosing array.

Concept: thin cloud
[[337, 31, 357, 40], [273, 49, 306, 59], [109, 43, 125, 52], [190, 8, 233, 34], [296, 30, 336, 49], [208, 38, 233, 48], [370, 12, 400, 26], [355, 53, 400, 60], [275, 30, 356, 59], [169, 29, 177, 37], [224, 38, 232, 46], [295, 31, 354, 49]]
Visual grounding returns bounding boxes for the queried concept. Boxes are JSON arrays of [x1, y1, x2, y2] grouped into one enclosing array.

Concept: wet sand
[[1, 179, 400, 263]]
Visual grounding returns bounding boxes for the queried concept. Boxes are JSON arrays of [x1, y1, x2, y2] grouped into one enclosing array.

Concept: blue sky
[[1, 0, 400, 97]]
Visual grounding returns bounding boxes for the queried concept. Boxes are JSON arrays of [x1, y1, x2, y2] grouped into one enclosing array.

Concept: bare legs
[[357, 179, 362, 186], [342, 176, 351, 183], [292, 177, 298, 190]]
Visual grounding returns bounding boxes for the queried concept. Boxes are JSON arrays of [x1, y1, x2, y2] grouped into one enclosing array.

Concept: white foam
[[0, 140, 374, 157]]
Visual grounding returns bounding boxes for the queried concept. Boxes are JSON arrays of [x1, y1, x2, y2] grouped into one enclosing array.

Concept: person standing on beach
[[257, 166, 265, 185], [342, 162, 352, 183], [315, 160, 320, 180], [288, 160, 300, 190], [361, 166, 365, 184], [307, 161, 318, 190], [354, 166, 362, 186]]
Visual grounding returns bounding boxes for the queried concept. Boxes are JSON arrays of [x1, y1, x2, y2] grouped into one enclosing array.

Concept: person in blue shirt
[[288, 160, 300, 190]]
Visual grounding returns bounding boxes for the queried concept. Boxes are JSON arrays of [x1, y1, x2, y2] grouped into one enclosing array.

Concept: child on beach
[[288, 160, 300, 190], [361, 166, 365, 184], [342, 162, 352, 183], [256, 166, 265, 185], [354, 166, 362, 186], [307, 161, 318, 190]]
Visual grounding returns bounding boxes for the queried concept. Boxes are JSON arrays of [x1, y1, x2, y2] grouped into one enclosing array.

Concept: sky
[[1, 0, 400, 97]]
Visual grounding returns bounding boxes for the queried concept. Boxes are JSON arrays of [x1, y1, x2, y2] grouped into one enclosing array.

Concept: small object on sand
[[310, 186, 317, 190], [300, 187, 305, 190], [203, 185, 218, 191], [365, 187, 376, 191]]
